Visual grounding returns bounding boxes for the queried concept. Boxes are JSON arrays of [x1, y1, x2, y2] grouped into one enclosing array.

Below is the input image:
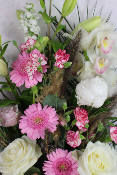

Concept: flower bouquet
[[0, 0, 117, 175]]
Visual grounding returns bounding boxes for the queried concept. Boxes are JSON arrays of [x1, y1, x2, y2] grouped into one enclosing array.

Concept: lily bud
[[34, 36, 49, 52], [62, 0, 77, 17], [0, 59, 8, 77], [72, 16, 101, 35]]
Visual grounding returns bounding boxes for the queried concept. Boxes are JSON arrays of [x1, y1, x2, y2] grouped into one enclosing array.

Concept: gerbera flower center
[[28, 110, 49, 129], [53, 157, 72, 175]]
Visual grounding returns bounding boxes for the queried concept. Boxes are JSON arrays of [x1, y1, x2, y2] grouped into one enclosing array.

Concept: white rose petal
[[0, 136, 42, 175], [74, 141, 117, 175]]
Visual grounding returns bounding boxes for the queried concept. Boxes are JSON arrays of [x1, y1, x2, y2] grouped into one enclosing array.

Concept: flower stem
[[48, 0, 52, 73], [52, 16, 64, 40]]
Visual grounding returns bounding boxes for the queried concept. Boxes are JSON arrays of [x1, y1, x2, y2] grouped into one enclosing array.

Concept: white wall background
[[0, 0, 117, 99]]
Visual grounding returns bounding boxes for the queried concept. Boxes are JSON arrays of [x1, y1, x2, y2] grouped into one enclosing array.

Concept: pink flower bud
[[0, 105, 21, 127]]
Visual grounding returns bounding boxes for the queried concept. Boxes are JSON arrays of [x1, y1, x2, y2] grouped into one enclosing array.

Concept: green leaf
[[16, 10, 25, 21], [102, 99, 111, 107], [51, 16, 56, 23], [89, 108, 110, 120], [62, 102, 67, 110], [64, 124, 70, 130], [64, 62, 72, 68], [43, 94, 66, 109], [1, 84, 11, 92], [40, 0, 45, 10], [79, 133, 85, 140], [24, 166, 41, 175], [97, 123, 104, 132], [64, 110, 73, 116], [57, 24, 66, 33], [85, 123, 89, 129], [97, 127, 107, 142], [65, 115, 70, 122], [12, 40, 19, 49], [106, 121, 115, 126], [107, 117, 117, 120], [0, 99, 18, 107], [105, 136, 112, 143], [38, 35, 43, 44], [49, 40, 63, 53], [39, 11, 51, 23], [71, 119, 77, 126], [0, 44, 8, 58]]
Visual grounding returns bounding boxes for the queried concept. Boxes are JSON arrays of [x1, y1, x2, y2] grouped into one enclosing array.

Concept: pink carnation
[[110, 126, 117, 144], [20, 38, 36, 52], [74, 107, 89, 132], [10, 49, 48, 88], [19, 103, 59, 140], [43, 148, 79, 175], [66, 130, 81, 148], [54, 49, 70, 68]]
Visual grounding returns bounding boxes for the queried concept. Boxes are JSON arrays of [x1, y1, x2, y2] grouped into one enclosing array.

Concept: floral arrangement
[[0, 0, 117, 175]]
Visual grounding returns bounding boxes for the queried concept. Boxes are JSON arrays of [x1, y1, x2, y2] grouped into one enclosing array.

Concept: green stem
[[33, 92, 35, 104], [52, 16, 64, 40], [6, 76, 23, 111], [14, 126, 20, 138]]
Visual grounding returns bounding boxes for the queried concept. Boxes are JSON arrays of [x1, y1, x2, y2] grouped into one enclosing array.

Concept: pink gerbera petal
[[19, 103, 59, 140], [43, 148, 79, 175]]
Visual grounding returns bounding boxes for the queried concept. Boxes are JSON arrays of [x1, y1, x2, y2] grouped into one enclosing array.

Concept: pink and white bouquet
[[0, 0, 117, 175]]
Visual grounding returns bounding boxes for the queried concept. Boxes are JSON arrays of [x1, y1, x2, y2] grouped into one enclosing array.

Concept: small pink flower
[[19, 103, 59, 140], [0, 105, 21, 127], [94, 57, 109, 74], [10, 49, 48, 88], [54, 49, 70, 68], [101, 37, 114, 54], [66, 130, 81, 148], [74, 107, 89, 132], [110, 126, 117, 144], [20, 38, 36, 52], [59, 117, 67, 126], [43, 148, 79, 175]]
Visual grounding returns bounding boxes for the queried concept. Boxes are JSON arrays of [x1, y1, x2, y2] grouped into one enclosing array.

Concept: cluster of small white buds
[[19, 3, 41, 41]]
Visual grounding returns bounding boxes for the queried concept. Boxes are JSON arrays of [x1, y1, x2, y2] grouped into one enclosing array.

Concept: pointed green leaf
[[24, 166, 41, 175], [105, 136, 112, 143], [49, 40, 63, 53], [40, 0, 45, 10], [0, 99, 18, 107], [64, 110, 73, 116], [39, 11, 51, 23], [64, 62, 72, 68], [16, 10, 25, 21]]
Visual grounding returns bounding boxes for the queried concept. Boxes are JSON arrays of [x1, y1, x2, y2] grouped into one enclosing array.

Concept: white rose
[[76, 76, 108, 108], [72, 141, 117, 175], [0, 136, 42, 175]]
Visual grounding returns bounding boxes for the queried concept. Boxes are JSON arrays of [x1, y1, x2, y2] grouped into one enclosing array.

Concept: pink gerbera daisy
[[10, 49, 48, 88], [43, 148, 79, 175], [19, 103, 59, 140]]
